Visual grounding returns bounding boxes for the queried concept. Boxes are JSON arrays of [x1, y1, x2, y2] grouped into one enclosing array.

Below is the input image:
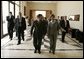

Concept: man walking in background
[[6, 12, 15, 40]]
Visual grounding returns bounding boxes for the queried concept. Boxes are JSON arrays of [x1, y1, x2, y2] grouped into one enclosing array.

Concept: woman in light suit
[[47, 14, 60, 54]]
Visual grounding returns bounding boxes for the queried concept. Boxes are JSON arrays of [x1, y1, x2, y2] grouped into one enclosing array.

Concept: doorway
[[29, 10, 52, 20], [35, 11, 46, 18]]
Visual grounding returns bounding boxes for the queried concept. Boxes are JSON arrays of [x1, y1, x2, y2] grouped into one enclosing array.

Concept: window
[[24, 6, 26, 16], [1, 1, 20, 38], [15, 1, 20, 18], [2, 1, 9, 35], [10, 3, 14, 15], [15, 1, 19, 5], [15, 5, 19, 18]]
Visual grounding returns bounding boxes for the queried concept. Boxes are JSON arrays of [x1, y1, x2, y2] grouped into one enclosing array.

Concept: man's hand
[[68, 28, 71, 33], [61, 28, 66, 32]]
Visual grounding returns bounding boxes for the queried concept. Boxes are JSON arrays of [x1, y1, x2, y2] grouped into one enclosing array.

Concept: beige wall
[[20, 1, 83, 31], [20, 1, 28, 17], [27, 2, 56, 18], [56, 1, 83, 31]]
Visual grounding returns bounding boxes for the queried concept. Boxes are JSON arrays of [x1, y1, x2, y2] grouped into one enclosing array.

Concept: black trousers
[[17, 27, 24, 44], [62, 27, 68, 42], [33, 33, 43, 51], [16, 30, 18, 37], [62, 31, 66, 42], [8, 27, 13, 39]]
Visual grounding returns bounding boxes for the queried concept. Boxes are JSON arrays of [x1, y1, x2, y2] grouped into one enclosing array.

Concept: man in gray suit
[[47, 14, 60, 54], [15, 12, 26, 45]]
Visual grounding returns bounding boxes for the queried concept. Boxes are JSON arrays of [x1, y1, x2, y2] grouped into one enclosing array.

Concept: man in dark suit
[[31, 14, 45, 54], [42, 17, 48, 44], [6, 12, 15, 40], [43, 17, 48, 37], [60, 17, 70, 42], [15, 12, 26, 45]]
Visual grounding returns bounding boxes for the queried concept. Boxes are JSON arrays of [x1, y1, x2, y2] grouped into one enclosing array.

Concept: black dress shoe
[[23, 39, 24, 41], [10, 38, 12, 40], [62, 41, 65, 43], [17, 43, 20, 45], [49, 50, 51, 53], [52, 51, 55, 54], [38, 51, 41, 54], [34, 50, 37, 53]]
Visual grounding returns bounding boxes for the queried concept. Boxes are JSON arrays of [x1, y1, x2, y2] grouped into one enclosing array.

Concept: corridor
[[1, 1, 83, 58], [1, 26, 83, 58]]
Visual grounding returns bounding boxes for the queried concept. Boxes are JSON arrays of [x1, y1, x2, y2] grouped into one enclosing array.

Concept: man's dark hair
[[61, 16, 64, 20], [50, 14, 55, 18], [9, 12, 12, 14], [37, 14, 42, 17]]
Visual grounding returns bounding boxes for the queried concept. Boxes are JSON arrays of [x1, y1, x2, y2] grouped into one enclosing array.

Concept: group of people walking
[[6, 12, 26, 45], [6, 12, 70, 54]]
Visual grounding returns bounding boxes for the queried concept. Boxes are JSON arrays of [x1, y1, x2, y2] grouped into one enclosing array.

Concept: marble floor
[[1, 26, 83, 58]]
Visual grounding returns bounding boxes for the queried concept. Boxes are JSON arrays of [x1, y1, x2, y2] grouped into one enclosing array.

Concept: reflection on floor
[[1, 26, 83, 58]]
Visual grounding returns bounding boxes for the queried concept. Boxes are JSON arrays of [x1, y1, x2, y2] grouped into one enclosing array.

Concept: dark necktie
[[19, 17, 22, 26]]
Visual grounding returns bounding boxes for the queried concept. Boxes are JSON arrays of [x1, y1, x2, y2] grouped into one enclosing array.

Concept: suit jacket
[[6, 15, 15, 29], [42, 20, 48, 35], [15, 17, 26, 31], [47, 19, 60, 38], [60, 20, 70, 32], [31, 20, 45, 36]]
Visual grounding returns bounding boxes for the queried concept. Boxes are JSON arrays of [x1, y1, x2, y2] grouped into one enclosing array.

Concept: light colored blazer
[[47, 19, 60, 38]]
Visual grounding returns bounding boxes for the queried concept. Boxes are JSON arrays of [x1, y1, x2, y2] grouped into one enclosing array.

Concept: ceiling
[[27, 1, 57, 3]]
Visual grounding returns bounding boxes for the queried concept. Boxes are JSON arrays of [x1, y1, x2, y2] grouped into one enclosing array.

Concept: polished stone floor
[[1, 25, 83, 58]]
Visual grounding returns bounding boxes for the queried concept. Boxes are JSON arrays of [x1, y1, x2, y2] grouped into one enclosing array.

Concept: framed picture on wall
[[69, 14, 80, 21]]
